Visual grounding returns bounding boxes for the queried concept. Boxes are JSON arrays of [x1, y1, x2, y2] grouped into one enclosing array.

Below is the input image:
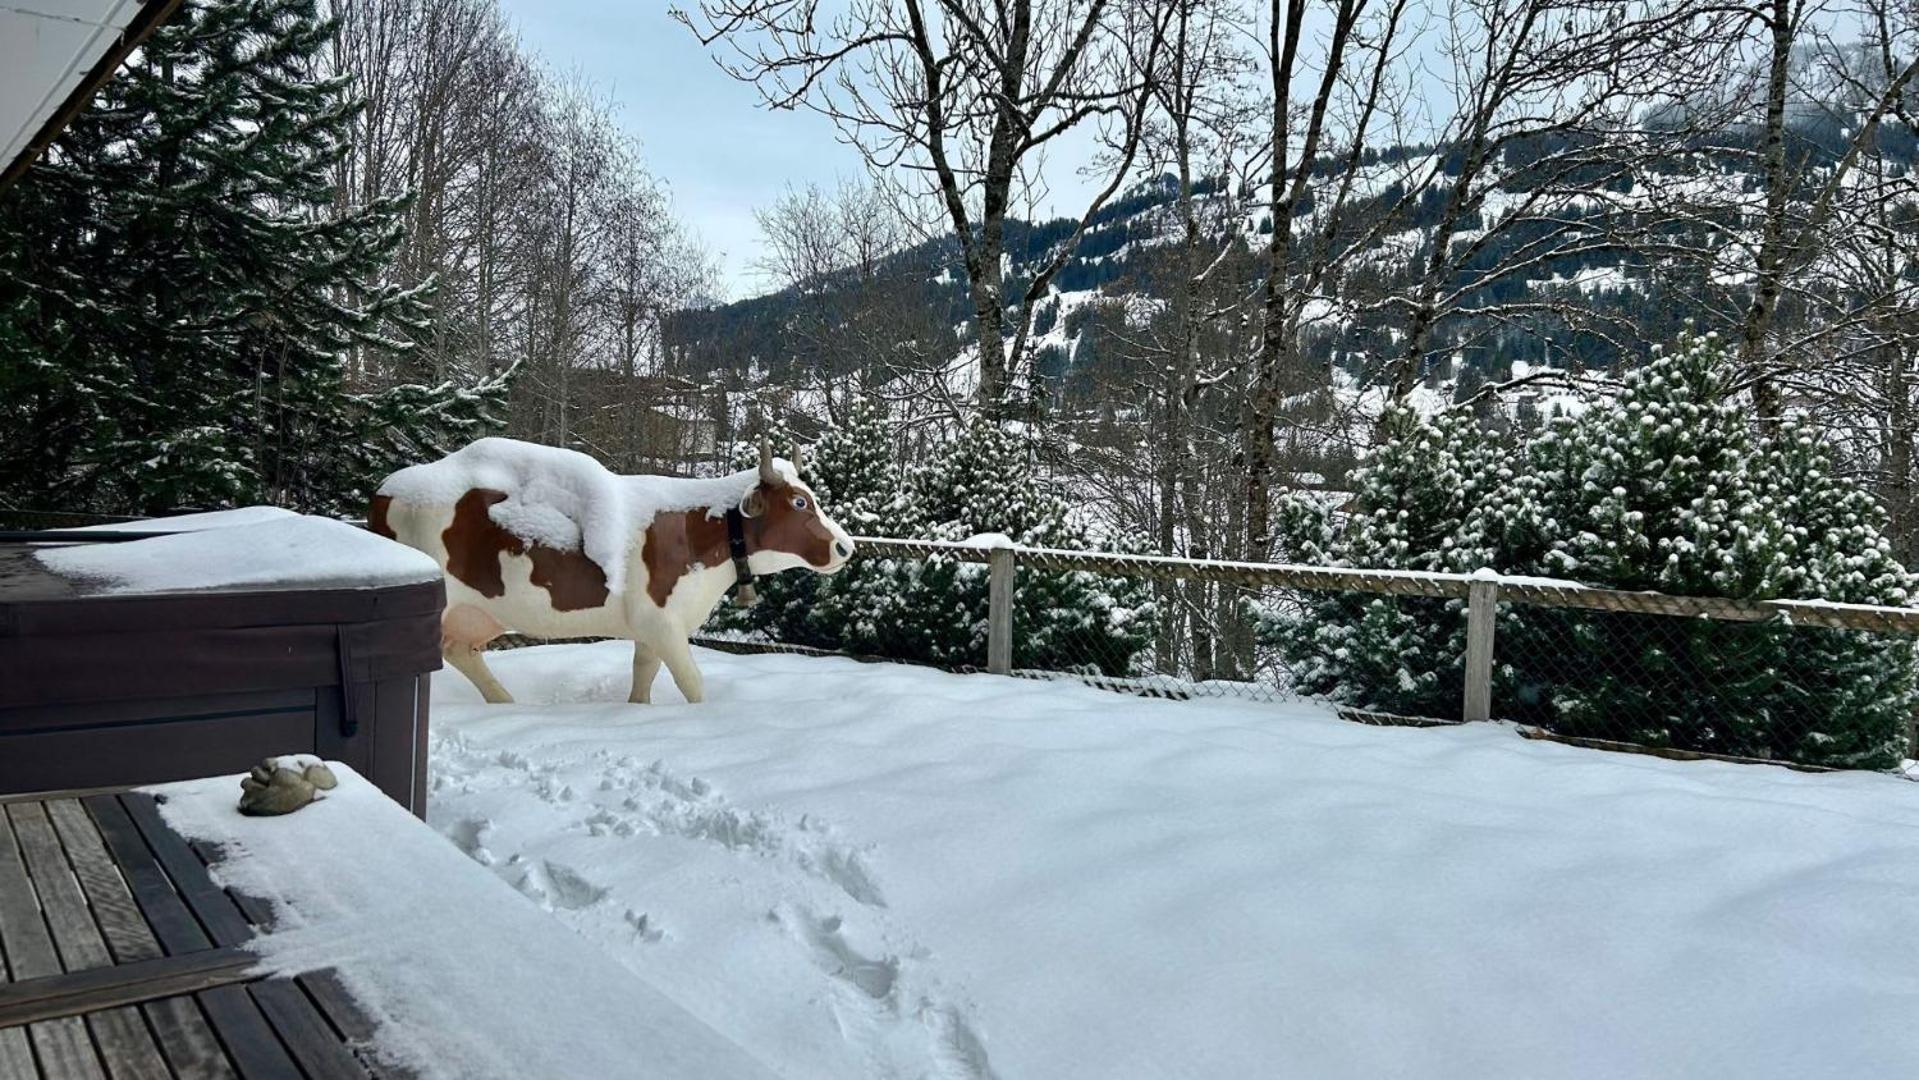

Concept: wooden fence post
[[1463, 574, 1498, 722], [988, 546, 1015, 675]]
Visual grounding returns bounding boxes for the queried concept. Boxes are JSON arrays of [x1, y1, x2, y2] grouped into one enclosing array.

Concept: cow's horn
[[758, 438, 777, 484], [791, 442, 803, 475]]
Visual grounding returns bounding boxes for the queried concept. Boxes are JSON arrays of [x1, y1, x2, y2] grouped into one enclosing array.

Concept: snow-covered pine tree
[[1490, 335, 1789, 750], [1265, 406, 1502, 717], [898, 417, 1153, 675], [1721, 419, 1915, 766], [0, 0, 504, 515], [1277, 333, 1917, 767], [1477, 338, 1774, 748], [710, 412, 1151, 675]]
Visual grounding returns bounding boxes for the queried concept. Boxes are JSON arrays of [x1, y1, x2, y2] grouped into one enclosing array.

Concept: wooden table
[[0, 789, 388, 1079]]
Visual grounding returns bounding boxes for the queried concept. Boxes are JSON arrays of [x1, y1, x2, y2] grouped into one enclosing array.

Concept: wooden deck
[[0, 790, 388, 1079]]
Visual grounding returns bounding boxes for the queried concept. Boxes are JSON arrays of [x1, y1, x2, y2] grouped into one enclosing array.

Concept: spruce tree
[[1266, 407, 1500, 716], [1275, 333, 1918, 768], [711, 411, 1153, 677], [1500, 339, 1794, 750], [0, 0, 503, 516], [899, 417, 1153, 674]]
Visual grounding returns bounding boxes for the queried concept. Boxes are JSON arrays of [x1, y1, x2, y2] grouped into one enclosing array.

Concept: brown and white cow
[[370, 440, 854, 705]]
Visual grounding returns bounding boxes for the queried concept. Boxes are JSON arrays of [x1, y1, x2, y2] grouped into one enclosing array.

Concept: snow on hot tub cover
[[375, 436, 793, 596], [37, 507, 443, 595]]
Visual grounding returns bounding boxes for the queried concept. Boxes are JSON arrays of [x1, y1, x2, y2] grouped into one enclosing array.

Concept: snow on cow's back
[[377, 437, 787, 596], [378, 437, 636, 591]]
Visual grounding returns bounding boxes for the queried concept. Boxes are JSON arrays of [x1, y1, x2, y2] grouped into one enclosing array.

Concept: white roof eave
[[1, 0, 156, 180]]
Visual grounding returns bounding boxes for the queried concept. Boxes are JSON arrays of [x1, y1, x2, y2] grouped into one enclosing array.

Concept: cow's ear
[[739, 488, 766, 518]]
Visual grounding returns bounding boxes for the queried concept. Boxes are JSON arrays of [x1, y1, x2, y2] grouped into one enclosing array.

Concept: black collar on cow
[[724, 507, 758, 606]]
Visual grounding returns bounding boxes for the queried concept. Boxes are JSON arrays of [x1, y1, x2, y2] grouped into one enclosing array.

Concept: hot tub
[[0, 509, 444, 814]]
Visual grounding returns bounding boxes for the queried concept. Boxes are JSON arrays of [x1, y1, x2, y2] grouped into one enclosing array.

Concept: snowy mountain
[[663, 123, 1915, 417]]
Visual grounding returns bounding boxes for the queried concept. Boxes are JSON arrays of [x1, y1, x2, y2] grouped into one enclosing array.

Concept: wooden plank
[[0, 784, 145, 807], [186, 842, 273, 931], [250, 980, 369, 1080], [0, 804, 41, 1080], [194, 845, 375, 1074], [86, 1004, 172, 1080], [143, 995, 238, 1080], [85, 796, 211, 957], [299, 971, 417, 1078], [6, 801, 113, 973], [0, 1028, 34, 1080], [0, 948, 255, 1028], [0, 795, 256, 1080], [0, 807, 59, 981], [47, 799, 163, 966], [294, 971, 374, 1044], [1512, 726, 1837, 772], [119, 796, 251, 948], [197, 985, 301, 1080], [28, 1016, 107, 1080]]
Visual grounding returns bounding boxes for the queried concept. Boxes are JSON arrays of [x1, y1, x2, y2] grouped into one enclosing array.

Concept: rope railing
[[845, 534, 1919, 771], [849, 536, 1919, 635]]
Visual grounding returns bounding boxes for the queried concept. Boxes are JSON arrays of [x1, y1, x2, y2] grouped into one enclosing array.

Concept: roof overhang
[[0, 0, 185, 194]]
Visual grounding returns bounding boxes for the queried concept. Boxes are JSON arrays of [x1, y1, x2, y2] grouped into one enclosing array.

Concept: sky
[[496, 0, 1112, 300], [489, 3, 1872, 300], [497, 0, 867, 298]]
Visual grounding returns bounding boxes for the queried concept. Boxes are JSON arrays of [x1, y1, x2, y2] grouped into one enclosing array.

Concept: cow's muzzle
[[821, 536, 855, 574]]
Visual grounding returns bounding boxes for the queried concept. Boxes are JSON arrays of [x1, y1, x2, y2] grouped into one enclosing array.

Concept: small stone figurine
[[238, 755, 338, 816]]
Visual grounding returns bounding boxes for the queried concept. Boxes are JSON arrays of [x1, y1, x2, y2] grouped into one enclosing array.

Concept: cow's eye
[[791, 495, 809, 511]]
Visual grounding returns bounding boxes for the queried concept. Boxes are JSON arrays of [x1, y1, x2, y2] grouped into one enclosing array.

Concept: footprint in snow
[[624, 907, 665, 943], [500, 856, 607, 911], [771, 904, 1000, 1080], [575, 760, 889, 909], [778, 906, 900, 1001], [446, 816, 494, 862]]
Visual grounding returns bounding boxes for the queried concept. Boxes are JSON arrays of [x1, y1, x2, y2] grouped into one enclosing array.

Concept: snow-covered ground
[[429, 642, 1919, 1080]]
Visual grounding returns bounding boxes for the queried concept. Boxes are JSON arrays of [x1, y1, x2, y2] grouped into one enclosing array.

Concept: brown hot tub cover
[[0, 510, 444, 812]]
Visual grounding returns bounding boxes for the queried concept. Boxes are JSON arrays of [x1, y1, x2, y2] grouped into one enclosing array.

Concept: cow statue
[[370, 436, 854, 705]]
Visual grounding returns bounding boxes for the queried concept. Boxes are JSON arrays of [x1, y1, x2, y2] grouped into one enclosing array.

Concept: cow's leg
[[446, 644, 514, 704], [443, 603, 513, 704], [654, 634, 704, 704], [629, 643, 661, 704]]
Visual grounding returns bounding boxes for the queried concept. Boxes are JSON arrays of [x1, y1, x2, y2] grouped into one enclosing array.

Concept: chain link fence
[[709, 537, 1919, 773]]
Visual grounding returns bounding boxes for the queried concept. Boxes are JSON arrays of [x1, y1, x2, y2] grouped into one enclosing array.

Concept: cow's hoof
[[238, 756, 336, 816]]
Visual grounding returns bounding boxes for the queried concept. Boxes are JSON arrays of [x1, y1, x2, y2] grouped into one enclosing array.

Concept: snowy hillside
[[428, 643, 1919, 1080]]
